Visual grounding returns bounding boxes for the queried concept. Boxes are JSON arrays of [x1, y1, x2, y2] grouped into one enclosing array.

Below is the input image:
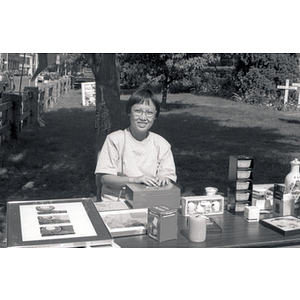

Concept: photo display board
[[81, 82, 96, 106], [7, 198, 113, 248]]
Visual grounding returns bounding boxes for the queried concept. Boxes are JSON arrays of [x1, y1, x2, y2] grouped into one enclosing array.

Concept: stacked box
[[147, 205, 177, 242], [228, 156, 254, 213]]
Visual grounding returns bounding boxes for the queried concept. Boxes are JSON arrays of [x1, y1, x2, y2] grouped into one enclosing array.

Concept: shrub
[[233, 53, 300, 106], [190, 71, 236, 98], [169, 79, 194, 94]]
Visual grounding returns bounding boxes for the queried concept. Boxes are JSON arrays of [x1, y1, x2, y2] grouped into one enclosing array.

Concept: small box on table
[[244, 206, 260, 222], [124, 183, 181, 209], [148, 205, 178, 242], [273, 184, 294, 217], [181, 195, 224, 217], [227, 155, 254, 213], [252, 184, 274, 210]]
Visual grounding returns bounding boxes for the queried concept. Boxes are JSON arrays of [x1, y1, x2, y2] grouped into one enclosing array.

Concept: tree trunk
[[94, 54, 120, 153], [161, 78, 168, 108], [84, 53, 121, 201]]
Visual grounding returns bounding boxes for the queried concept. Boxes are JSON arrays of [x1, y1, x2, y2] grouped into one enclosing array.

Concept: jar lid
[[291, 158, 300, 165]]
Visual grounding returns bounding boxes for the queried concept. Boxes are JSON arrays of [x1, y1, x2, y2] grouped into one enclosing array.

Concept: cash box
[[124, 183, 181, 209], [148, 205, 178, 242]]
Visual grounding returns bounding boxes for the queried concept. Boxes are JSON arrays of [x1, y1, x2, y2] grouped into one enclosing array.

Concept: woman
[[95, 88, 177, 201]]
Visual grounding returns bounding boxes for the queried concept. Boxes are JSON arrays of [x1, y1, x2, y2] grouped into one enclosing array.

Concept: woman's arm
[[100, 173, 159, 188], [155, 147, 177, 185]]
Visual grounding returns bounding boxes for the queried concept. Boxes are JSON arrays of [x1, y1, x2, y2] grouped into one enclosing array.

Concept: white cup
[[205, 187, 218, 196]]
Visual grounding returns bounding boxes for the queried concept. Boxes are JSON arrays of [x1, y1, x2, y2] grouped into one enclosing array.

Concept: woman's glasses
[[132, 108, 156, 118]]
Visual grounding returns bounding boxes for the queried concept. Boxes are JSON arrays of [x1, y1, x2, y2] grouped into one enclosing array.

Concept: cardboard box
[[244, 206, 260, 222], [124, 183, 181, 209], [273, 184, 294, 217], [181, 195, 224, 217], [252, 184, 274, 210], [148, 205, 178, 242]]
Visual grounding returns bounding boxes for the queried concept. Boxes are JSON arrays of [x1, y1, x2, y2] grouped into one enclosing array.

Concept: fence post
[[53, 81, 57, 104], [0, 92, 12, 141], [24, 86, 39, 125], [60, 80, 63, 96], [57, 81, 59, 100], [48, 84, 54, 109], [10, 94, 22, 140], [2, 93, 13, 141], [44, 85, 49, 111], [38, 86, 45, 117]]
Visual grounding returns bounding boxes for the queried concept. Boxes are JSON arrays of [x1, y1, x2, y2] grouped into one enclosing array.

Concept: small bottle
[[212, 201, 220, 212], [196, 202, 204, 213], [285, 158, 300, 203], [187, 202, 196, 214]]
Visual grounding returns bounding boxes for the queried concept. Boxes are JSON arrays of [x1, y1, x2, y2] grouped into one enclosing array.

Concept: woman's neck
[[129, 126, 148, 141]]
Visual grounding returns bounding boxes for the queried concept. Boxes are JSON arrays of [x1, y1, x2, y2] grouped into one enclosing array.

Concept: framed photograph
[[81, 82, 96, 106], [260, 216, 300, 236], [99, 208, 148, 237], [6, 198, 113, 248], [94, 201, 131, 212]]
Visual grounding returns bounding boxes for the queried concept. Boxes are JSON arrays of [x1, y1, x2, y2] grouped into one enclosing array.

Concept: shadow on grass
[[0, 101, 298, 211], [161, 103, 197, 112], [1, 108, 98, 205], [152, 112, 297, 195], [278, 118, 300, 125]]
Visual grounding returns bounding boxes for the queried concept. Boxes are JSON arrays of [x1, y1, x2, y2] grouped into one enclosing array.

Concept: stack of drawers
[[227, 155, 254, 212]]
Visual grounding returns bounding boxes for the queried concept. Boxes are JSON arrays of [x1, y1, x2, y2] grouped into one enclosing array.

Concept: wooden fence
[[0, 77, 71, 145]]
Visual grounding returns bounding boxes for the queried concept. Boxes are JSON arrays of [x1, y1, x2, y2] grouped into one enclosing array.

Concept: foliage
[[169, 78, 194, 94], [64, 53, 88, 75], [232, 53, 300, 106], [118, 53, 221, 106], [65, 53, 300, 110], [191, 70, 231, 96]]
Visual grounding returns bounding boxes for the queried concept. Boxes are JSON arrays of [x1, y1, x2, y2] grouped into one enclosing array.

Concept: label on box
[[273, 184, 294, 216], [273, 184, 285, 200], [148, 206, 177, 242], [148, 210, 160, 241]]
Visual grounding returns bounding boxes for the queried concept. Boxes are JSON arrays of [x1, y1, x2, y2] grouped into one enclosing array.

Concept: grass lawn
[[1, 89, 300, 226]]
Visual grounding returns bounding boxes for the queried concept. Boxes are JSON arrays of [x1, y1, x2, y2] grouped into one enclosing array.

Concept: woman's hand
[[131, 175, 159, 187], [155, 175, 170, 187]]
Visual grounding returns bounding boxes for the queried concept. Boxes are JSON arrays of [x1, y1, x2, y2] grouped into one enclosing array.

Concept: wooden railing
[[37, 77, 71, 113], [0, 77, 71, 145]]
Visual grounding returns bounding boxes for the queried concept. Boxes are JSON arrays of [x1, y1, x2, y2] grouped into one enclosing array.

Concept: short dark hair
[[126, 89, 160, 117]]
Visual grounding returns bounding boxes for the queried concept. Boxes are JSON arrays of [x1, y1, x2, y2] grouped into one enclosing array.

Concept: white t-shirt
[[95, 128, 177, 201]]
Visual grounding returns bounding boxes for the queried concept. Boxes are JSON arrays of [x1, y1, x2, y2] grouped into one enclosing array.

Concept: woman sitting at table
[[95, 88, 177, 201]]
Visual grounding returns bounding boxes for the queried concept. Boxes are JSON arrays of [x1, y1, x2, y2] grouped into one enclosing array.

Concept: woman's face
[[129, 100, 157, 134]]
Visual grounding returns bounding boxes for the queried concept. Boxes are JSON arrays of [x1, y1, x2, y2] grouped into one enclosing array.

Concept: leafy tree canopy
[[233, 53, 300, 103], [118, 53, 221, 106]]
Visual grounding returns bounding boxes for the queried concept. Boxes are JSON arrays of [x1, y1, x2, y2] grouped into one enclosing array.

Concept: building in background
[[0, 53, 36, 76], [17, 53, 36, 76]]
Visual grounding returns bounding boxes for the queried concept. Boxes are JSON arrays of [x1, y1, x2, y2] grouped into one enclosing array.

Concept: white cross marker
[[292, 82, 300, 108], [277, 79, 297, 109]]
